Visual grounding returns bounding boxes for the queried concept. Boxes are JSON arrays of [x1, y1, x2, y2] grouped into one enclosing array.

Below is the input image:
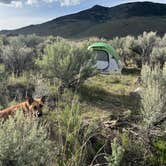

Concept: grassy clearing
[[79, 73, 139, 121]]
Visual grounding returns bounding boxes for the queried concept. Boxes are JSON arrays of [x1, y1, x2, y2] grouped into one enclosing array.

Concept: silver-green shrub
[[36, 40, 97, 91], [135, 32, 159, 64], [19, 34, 44, 48], [1, 36, 34, 76], [0, 64, 8, 108], [150, 35, 166, 68], [0, 111, 54, 166], [111, 36, 135, 67], [0, 36, 3, 61], [141, 65, 166, 128]]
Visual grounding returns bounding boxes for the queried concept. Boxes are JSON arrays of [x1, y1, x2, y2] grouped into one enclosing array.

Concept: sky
[[0, 0, 166, 30]]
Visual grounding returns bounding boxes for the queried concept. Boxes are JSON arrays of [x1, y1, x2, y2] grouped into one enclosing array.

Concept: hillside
[[1, 1, 166, 38]]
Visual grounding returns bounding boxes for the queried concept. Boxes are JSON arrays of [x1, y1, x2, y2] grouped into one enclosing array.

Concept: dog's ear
[[27, 96, 34, 105], [41, 96, 47, 103]]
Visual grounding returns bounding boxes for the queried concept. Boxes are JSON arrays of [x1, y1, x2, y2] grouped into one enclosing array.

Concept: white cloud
[[0, 0, 166, 7], [0, 0, 81, 7], [27, 0, 38, 5], [57, 0, 80, 6], [0, 0, 22, 8], [12, 1, 22, 8], [0, 0, 14, 4], [40, 0, 81, 6]]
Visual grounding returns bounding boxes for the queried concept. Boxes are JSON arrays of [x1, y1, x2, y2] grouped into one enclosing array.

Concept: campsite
[[0, 33, 165, 166], [0, 1, 166, 166]]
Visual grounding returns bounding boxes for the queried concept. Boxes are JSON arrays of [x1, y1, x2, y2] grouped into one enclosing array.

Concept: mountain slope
[[1, 1, 166, 39]]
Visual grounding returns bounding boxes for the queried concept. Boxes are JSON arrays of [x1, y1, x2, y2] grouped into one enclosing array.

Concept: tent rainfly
[[88, 42, 123, 73]]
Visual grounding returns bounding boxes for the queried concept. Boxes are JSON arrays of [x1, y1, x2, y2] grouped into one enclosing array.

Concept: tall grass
[[47, 98, 90, 166]]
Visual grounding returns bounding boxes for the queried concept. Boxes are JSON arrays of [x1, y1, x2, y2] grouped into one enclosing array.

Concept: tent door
[[108, 57, 119, 71], [94, 50, 109, 70]]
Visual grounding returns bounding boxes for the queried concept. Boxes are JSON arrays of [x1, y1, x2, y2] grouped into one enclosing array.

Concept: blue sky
[[0, 0, 166, 30]]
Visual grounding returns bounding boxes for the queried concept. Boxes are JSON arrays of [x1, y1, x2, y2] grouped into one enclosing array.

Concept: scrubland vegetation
[[0, 32, 166, 166]]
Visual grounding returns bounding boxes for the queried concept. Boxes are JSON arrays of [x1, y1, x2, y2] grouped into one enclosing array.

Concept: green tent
[[88, 42, 122, 72]]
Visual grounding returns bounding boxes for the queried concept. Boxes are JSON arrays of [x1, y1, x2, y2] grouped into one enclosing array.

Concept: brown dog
[[0, 96, 46, 119]]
